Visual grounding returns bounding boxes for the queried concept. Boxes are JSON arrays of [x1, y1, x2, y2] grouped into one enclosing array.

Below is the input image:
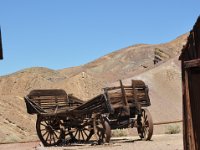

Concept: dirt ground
[[0, 134, 183, 150]]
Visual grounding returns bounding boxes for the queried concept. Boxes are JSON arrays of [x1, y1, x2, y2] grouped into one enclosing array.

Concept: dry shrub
[[165, 125, 181, 134], [112, 129, 128, 137]]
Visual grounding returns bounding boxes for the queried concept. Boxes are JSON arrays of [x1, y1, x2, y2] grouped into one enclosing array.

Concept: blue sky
[[0, 0, 199, 76]]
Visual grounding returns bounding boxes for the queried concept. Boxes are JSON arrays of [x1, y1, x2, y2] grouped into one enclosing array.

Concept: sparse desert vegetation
[[112, 129, 128, 137], [165, 125, 181, 134]]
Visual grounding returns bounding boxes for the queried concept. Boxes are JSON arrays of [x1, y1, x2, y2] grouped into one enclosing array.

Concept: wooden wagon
[[104, 80, 153, 140], [24, 79, 153, 146], [24, 89, 112, 146]]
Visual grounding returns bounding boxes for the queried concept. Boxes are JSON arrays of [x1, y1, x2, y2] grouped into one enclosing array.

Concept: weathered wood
[[25, 89, 84, 114], [74, 94, 110, 115], [28, 89, 68, 97], [184, 70, 196, 150], [132, 80, 141, 112], [29, 96, 67, 99], [179, 16, 200, 150], [110, 93, 143, 98], [184, 58, 200, 68], [106, 80, 150, 109], [120, 80, 128, 106], [104, 83, 146, 91]]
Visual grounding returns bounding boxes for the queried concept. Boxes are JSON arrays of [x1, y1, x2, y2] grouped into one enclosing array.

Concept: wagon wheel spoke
[[86, 129, 94, 141], [52, 133, 56, 144], [49, 133, 52, 144], [53, 131, 59, 139], [78, 130, 81, 141], [36, 116, 63, 146], [81, 130, 85, 141], [65, 131, 71, 136], [137, 109, 153, 141], [82, 129, 89, 137], [46, 133, 50, 142], [144, 115, 148, 122], [74, 130, 78, 137], [54, 130, 61, 134], [41, 128, 47, 131], [73, 125, 92, 143], [96, 118, 111, 144], [45, 120, 50, 125], [41, 123, 47, 127], [42, 131, 48, 137]]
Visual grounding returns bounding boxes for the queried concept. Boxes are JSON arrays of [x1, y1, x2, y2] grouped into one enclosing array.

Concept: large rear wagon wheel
[[96, 118, 111, 144], [137, 108, 153, 140], [72, 124, 94, 144], [36, 115, 63, 146]]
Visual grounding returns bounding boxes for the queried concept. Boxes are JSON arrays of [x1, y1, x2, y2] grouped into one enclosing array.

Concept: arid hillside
[[60, 33, 188, 82], [0, 33, 188, 143]]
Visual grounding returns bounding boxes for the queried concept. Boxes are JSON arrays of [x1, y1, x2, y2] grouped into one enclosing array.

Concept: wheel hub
[[46, 125, 54, 134]]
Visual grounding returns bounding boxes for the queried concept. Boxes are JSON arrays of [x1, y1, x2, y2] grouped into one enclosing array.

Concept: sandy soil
[[0, 134, 183, 150]]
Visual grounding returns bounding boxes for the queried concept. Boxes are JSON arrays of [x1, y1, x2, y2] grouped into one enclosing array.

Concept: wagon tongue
[[0, 27, 3, 60]]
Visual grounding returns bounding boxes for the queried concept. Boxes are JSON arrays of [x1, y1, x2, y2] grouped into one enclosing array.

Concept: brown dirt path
[[0, 134, 183, 150]]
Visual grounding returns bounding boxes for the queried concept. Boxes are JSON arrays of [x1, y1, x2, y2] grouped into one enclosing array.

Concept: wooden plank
[[132, 80, 141, 112], [33, 100, 67, 104], [104, 85, 132, 91], [104, 84, 146, 91], [32, 100, 67, 103], [108, 92, 145, 98], [31, 96, 67, 99], [37, 101, 67, 104], [28, 89, 67, 97], [31, 99, 67, 102], [184, 58, 200, 68], [185, 70, 196, 150], [39, 104, 67, 107]]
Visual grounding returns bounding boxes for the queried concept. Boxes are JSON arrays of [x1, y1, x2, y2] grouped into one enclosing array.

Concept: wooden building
[[179, 16, 200, 150]]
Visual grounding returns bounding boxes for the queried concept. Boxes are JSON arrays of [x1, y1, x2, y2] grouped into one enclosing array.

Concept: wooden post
[[92, 113, 98, 142], [120, 80, 128, 106], [132, 80, 141, 113], [184, 70, 196, 150], [119, 80, 130, 116]]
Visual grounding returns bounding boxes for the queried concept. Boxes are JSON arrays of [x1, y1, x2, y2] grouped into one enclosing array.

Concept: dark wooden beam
[[184, 70, 196, 150], [119, 80, 128, 106], [184, 59, 200, 68]]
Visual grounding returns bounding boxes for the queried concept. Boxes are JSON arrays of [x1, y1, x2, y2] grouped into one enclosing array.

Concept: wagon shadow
[[110, 138, 153, 144]]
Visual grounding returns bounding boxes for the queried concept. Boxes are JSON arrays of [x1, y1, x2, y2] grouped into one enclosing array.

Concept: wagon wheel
[[72, 124, 94, 143], [36, 115, 63, 146], [137, 108, 153, 140], [62, 127, 77, 145], [96, 118, 111, 144]]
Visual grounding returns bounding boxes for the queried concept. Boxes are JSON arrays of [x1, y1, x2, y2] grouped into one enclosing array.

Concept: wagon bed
[[25, 89, 84, 114], [104, 80, 153, 140], [24, 89, 112, 146], [105, 80, 151, 110], [24, 79, 153, 146]]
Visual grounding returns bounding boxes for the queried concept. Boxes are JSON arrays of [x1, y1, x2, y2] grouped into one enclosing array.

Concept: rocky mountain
[[0, 33, 188, 143]]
